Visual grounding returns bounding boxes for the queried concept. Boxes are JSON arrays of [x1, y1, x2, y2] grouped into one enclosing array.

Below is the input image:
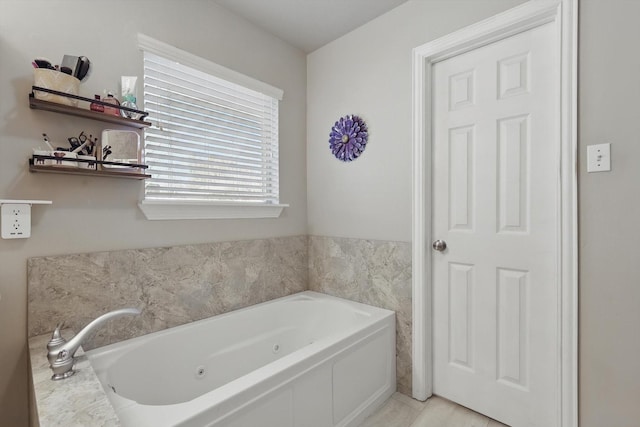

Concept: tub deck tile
[[28, 331, 120, 427]]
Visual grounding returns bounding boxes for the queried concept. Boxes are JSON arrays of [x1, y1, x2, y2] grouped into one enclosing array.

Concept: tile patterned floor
[[360, 393, 509, 427]]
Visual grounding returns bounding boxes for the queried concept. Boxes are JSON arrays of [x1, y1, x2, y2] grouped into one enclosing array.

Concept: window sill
[[138, 200, 288, 220]]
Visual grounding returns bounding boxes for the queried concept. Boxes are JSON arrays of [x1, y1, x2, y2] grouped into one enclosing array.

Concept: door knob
[[432, 240, 447, 252]]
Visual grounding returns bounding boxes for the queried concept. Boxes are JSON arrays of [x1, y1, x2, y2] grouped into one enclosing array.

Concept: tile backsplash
[[28, 234, 412, 394], [308, 235, 412, 395], [28, 236, 308, 350]]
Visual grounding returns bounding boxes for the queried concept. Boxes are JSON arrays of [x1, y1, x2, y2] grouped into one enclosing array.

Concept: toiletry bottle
[[102, 92, 121, 116], [120, 97, 139, 119], [90, 95, 104, 112]]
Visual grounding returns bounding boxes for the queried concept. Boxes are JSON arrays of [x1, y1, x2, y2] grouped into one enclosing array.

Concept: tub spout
[[46, 307, 141, 380]]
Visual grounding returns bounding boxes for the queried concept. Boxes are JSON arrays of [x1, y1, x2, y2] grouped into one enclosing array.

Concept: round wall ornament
[[329, 114, 368, 162]]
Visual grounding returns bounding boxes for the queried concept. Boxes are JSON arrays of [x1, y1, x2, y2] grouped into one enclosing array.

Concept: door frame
[[411, 1, 578, 426]]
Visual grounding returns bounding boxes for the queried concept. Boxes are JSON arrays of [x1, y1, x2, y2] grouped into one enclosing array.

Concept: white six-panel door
[[432, 22, 559, 427]]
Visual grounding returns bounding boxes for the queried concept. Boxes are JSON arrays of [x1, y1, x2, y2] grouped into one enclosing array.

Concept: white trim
[[560, 1, 579, 426], [137, 34, 284, 101], [138, 201, 287, 220], [0, 199, 52, 205], [411, 2, 577, 427], [411, 40, 433, 401], [413, 2, 560, 64]]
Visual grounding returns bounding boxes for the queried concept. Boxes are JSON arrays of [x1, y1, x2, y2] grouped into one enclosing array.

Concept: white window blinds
[[143, 50, 281, 205]]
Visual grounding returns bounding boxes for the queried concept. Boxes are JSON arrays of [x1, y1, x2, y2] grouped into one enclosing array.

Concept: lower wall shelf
[[29, 160, 151, 180]]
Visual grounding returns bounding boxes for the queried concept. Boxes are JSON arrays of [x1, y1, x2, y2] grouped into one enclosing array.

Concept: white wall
[[579, 1, 640, 425], [308, 1, 640, 426], [307, 0, 526, 242], [0, 1, 307, 424], [5, 0, 640, 426]]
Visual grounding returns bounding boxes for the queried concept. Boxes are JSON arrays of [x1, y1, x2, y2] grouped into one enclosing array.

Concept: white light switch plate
[[587, 143, 611, 172], [1, 203, 31, 239]]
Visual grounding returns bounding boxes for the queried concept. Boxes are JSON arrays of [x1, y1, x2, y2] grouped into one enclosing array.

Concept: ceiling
[[213, 0, 410, 53]]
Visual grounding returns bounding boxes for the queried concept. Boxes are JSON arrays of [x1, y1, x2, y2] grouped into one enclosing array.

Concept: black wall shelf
[[29, 89, 152, 129], [29, 159, 150, 180]]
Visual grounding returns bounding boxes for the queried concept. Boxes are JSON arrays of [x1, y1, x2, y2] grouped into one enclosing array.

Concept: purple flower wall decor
[[329, 114, 368, 162]]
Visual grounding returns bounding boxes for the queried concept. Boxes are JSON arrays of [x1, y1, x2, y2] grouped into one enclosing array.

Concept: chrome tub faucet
[[46, 307, 141, 380]]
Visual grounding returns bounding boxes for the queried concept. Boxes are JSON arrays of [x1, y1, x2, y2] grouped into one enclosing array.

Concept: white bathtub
[[86, 291, 396, 427]]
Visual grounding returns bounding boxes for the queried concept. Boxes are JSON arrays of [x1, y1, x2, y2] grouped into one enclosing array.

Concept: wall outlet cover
[[1, 203, 31, 239], [587, 143, 611, 172]]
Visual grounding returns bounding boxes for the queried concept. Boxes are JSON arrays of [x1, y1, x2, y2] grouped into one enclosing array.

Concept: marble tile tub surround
[[29, 330, 121, 427], [308, 235, 412, 395], [28, 234, 412, 396], [28, 236, 308, 350]]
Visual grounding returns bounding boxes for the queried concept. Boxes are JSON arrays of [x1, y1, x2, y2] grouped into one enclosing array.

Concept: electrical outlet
[[1, 203, 31, 239]]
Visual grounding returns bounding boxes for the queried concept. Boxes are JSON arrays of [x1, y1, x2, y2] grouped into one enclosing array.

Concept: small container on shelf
[[90, 95, 104, 112], [51, 150, 77, 167], [100, 129, 142, 171], [33, 69, 80, 107], [32, 150, 52, 165], [102, 92, 121, 116], [77, 155, 97, 170]]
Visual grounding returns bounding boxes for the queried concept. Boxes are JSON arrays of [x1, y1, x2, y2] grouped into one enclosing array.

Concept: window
[[137, 35, 286, 220]]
